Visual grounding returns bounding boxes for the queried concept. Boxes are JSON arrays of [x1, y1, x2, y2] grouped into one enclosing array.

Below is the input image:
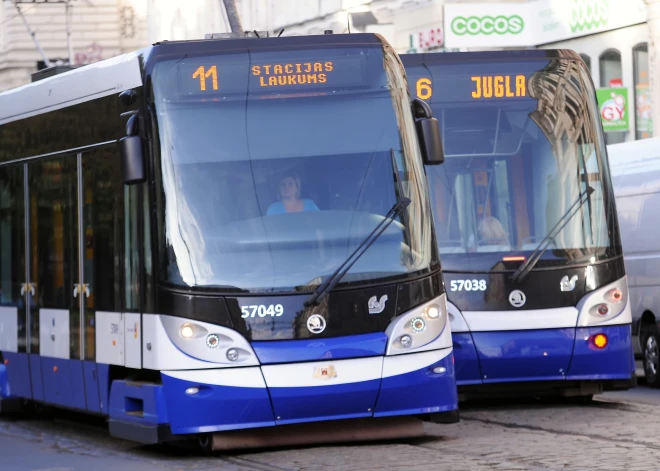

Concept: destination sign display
[[413, 74, 527, 101], [175, 54, 369, 99]]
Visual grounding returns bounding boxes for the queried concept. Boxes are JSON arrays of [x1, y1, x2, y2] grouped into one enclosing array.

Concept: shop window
[[633, 43, 651, 140], [599, 49, 625, 145], [579, 53, 591, 72]]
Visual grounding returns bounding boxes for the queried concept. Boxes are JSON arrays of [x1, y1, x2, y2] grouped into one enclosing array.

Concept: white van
[[608, 137, 660, 386]]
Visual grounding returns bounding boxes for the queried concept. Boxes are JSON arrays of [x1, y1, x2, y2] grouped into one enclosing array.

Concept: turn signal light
[[591, 333, 608, 349], [503, 256, 525, 262]]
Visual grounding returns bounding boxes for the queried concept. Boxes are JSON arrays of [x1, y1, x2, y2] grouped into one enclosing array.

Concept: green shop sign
[[570, 0, 610, 33], [450, 15, 525, 36], [596, 87, 629, 132]]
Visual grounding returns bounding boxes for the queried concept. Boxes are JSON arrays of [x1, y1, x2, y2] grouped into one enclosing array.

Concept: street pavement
[[2, 385, 660, 471]]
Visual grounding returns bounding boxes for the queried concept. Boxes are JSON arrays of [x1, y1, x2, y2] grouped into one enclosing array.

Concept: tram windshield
[[410, 56, 621, 272], [151, 44, 435, 292]]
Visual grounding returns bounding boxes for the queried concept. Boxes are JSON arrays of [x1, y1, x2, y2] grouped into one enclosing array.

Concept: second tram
[[402, 50, 636, 400]]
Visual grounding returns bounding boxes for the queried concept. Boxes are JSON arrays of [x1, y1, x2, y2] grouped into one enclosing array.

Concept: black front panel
[[157, 289, 234, 328], [446, 257, 625, 311], [226, 284, 399, 341]]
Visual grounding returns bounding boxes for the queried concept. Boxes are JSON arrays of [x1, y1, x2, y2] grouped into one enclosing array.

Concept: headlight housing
[[576, 276, 631, 327], [385, 294, 450, 355]]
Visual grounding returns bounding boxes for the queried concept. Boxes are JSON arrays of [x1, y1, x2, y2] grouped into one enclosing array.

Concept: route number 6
[[450, 280, 487, 292], [241, 304, 284, 318], [416, 78, 433, 100]]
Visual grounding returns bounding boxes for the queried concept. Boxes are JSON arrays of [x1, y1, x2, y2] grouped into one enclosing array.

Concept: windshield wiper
[[304, 197, 411, 307], [510, 186, 594, 284]]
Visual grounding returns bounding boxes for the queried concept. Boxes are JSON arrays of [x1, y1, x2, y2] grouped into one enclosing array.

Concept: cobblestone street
[[1, 387, 658, 471]]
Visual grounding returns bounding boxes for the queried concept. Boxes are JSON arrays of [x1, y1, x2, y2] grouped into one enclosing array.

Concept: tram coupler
[[205, 416, 426, 451]]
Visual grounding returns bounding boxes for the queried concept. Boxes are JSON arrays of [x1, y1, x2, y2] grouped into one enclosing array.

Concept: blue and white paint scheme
[[0, 32, 459, 446]]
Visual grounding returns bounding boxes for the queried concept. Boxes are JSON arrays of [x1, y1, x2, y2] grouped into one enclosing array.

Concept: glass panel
[[599, 50, 625, 145], [29, 157, 79, 357], [422, 58, 618, 272], [82, 147, 124, 361], [0, 165, 26, 352], [579, 53, 591, 72], [634, 44, 651, 140], [152, 45, 433, 292], [125, 185, 139, 312]]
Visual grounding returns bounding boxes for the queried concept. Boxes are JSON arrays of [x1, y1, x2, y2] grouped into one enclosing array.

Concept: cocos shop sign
[[450, 15, 525, 35]]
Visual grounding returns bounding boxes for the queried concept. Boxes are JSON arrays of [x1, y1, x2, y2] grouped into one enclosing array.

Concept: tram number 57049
[[449, 279, 487, 292], [241, 304, 284, 318]]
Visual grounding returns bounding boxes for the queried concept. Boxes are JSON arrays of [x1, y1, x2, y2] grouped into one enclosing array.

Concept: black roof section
[[147, 32, 387, 63], [401, 49, 582, 66]]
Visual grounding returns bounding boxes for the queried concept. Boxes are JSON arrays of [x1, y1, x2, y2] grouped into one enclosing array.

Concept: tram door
[[28, 155, 84, 407]]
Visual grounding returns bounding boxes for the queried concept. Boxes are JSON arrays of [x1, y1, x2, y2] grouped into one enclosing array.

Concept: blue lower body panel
[[453, 325, 635, 395], [3, 352, 31, 399], [0, 364, 9, 398], [29, 355, 44, 401], [566, 325, 635, 379], [270, 379, 380, 425], [158, 371, 275, 435], [473, 328, 575, 382], [452, 333, 482, 386], [374, 349, 457, 417]]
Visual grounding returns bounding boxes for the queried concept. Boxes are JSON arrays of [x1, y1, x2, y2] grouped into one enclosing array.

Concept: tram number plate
[[241, 304, 284, 318], [450, 279, 487, 292]]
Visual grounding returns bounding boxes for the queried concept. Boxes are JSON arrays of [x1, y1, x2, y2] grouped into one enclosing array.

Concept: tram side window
[[599, 50, 625, 145], [0, 165, 26, 353]]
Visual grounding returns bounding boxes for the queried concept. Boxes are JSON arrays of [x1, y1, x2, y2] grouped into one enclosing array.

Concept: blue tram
[[0, 32, 458, 449]]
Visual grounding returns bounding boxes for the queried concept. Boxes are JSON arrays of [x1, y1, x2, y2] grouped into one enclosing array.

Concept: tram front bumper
[[107, 348, 458, 443]]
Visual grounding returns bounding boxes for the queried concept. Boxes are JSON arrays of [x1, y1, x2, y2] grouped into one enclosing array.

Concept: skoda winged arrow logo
[[368, 295, 388, 314], [560, 275, 579, 292]]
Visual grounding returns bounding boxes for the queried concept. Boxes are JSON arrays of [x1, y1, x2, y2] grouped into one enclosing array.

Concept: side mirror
[[412, 99, 444, 165], [119, 114, 146, 184]]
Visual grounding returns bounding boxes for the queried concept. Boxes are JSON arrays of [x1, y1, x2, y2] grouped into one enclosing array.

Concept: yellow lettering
[[416, 77, 432, 100], [277, 76, 287, 85], [287, 75, 297, 84], [192, 65, 218, 91], [285, 64, 293, 74], [308, 74, 317, 83], [313, 62, 322, 72], [324, 61, 334, 72], [516, 75, 526, 96], [192, 66, 206, 91], [260, 76, 267, 87], [494, 76, 504, 98], [304, 63, 312, 73], [471, 76, 481, 98], [268, 76, 277, 86], [505, 76, 514, 97], [297, 74, 307, 84], [263, 65, 271, 75], [252, 65, 261, 76], [318, 73, 327, 83], [482, 76, 493, 98], [274, 64, 283, 74], [296, 63, 302, 73]]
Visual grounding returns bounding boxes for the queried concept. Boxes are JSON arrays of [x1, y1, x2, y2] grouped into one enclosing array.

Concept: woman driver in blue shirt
[[267, 174, 319, 215]]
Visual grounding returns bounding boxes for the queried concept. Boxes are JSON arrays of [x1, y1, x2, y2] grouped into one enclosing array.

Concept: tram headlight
[[206, 334, 220, 348], [606, 288, 623, 304], [426, 305, 440, 319], [180, 324, 195, 339], [576, 276, 630, 327], [411, 317, 426, 333], [399, 335, 413, 348], [226, 348, 240, 362]]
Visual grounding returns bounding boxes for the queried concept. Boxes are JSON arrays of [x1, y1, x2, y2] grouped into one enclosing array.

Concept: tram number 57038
[[241, 305, 284, 318], [449, 279, 487, 292]]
